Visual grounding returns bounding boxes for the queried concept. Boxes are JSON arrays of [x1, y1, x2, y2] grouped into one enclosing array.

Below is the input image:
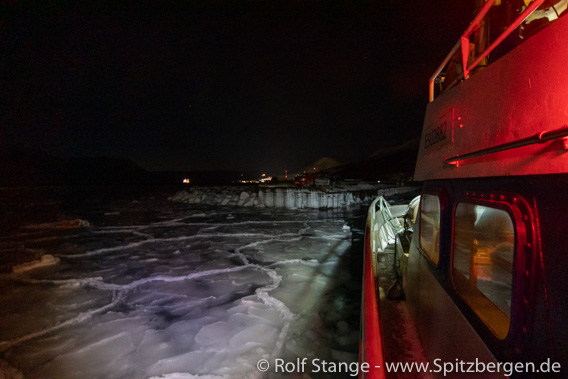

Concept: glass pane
[[453, 202, 515, 339], [420, 194, 440, 264]]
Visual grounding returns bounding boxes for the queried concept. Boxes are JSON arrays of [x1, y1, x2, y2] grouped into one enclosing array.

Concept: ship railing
[[368, 196, 404, 254], [429, 0, 546, 102]]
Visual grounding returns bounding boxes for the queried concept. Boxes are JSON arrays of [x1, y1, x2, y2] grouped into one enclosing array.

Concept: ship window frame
[[419, 192, 442, 265], [451, 195, 524, 341]]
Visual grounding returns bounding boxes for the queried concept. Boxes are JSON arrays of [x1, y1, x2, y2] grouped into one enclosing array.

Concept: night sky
[[1, 1, 473, 174]]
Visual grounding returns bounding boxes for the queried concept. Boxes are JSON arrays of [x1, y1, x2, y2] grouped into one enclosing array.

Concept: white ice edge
[[2, 261, 298, 354], [0, 291, 125, 352], [64, 233, 279, 258]]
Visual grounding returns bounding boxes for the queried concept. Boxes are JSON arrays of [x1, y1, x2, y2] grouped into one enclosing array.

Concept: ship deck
[[375, 242, 429, 378]]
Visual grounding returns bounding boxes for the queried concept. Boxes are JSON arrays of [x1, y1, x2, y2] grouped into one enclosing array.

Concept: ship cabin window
[[452, 202, 515, 340], [419, 194, 441, 264]]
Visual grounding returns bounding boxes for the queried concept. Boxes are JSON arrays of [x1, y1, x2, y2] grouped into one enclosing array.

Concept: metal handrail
[[429, 0, 546, 102], [464, 0, 545, 78], [443, 125, 568, 164], [428, 40, 461, 103]]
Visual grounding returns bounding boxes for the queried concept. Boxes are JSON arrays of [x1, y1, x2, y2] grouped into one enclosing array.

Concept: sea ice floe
[[0, 199, 362, 378], [12, 254, 60, 273]]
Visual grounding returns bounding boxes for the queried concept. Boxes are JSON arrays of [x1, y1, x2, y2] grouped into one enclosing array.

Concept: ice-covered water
[[0, 186, 365, 378]]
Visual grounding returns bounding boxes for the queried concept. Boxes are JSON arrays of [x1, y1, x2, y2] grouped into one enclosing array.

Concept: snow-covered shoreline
[[169, 184, 418, 209]]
